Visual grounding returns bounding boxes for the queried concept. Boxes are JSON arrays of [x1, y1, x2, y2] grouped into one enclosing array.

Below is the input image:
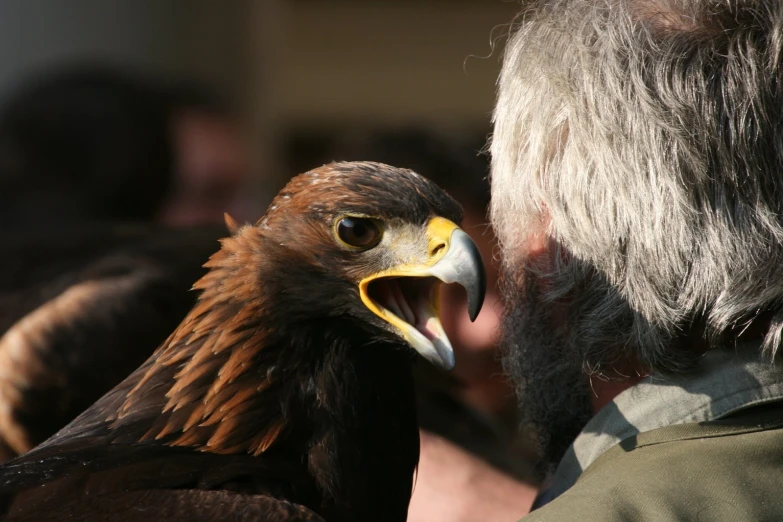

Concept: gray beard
[[498, 264, 594, 471]]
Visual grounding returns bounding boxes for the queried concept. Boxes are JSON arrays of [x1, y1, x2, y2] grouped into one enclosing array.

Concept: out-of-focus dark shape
[[287, 127, 490, 213], [0, 66, 173, 227], [0, 223, 225, 462], [0, 64, 256, 231], [285, 127, 539, 483]]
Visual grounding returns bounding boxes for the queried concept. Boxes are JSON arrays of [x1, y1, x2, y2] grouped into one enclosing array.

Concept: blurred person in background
[[0, 64, 256, 230], [158, 79, 256, 227], [0, 66, 172, 227]]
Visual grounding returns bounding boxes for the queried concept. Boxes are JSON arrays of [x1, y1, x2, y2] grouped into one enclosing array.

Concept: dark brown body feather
[[0, 162, 462, 521], [12, 489, 324, 522]]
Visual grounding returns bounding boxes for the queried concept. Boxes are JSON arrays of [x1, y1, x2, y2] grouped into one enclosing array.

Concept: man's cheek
[[512, 244, 572, 330]]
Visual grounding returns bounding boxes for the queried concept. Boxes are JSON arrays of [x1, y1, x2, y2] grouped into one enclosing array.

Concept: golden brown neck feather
[[115, 227, 287, 456]]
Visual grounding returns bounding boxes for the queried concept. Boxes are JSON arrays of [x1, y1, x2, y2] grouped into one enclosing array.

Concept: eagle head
[[241, 161, 486, 370]]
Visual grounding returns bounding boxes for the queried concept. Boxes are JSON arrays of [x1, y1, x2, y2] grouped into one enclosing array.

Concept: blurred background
[[0, 0, 540, 496], [0, 0, 518, 213]]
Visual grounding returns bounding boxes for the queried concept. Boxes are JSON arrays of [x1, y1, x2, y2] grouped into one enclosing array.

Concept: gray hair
[[491, 0, 783, 371]]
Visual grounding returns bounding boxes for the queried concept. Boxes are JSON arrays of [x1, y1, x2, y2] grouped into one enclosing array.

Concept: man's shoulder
[[523, 403, 783, 521]]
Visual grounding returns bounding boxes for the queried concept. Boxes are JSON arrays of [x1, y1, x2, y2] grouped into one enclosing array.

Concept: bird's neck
[[302, 331, 420, 522], [109, 312, 419, 522]]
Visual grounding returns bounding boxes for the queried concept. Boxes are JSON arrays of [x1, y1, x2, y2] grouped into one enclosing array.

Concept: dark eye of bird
[[336, 217, 382, 249]]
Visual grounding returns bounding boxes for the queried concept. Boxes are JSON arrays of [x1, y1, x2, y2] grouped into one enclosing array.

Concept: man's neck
[[589, 365, 648, 412], [589, 376, 643, 412]]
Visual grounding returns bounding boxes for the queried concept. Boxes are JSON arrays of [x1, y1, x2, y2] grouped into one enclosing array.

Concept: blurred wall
[[0, 0, 278, 206], [270, 1, 517, 131], [264, 0, 518, 188]]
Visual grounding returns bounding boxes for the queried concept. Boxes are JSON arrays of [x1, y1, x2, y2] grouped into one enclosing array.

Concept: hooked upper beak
[[359, 217, 486, 370]]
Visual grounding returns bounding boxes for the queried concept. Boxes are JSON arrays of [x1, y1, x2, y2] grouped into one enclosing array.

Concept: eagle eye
[[336, 217, 382, 250]]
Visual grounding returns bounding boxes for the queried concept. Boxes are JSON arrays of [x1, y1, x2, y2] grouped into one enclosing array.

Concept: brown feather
[[182, 401, 208, 432], [250, 420, 284, 457], [203, 383, 260, 422], [167, 359, 223, 407], [169, 426, 208, 448], [152, 406, 198, 441], [208, 344, 258, 400], [205, 415, 244, 449], [224, 213, 240, 236]]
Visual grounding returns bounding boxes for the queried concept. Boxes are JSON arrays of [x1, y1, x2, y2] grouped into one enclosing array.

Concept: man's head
[[491, 0, 783, 465]]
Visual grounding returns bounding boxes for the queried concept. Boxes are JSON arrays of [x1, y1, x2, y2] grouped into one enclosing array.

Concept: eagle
[[0, 162, 486, 522]]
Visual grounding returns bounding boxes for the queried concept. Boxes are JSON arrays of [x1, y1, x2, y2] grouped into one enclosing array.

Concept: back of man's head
[[491, 0, 783, 371]]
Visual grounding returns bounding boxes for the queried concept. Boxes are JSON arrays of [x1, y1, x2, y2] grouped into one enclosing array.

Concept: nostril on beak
[[430, 241, 446, 258]]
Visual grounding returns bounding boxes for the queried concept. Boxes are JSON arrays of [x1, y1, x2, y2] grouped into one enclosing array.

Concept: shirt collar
[[543, 347, 783, 502]]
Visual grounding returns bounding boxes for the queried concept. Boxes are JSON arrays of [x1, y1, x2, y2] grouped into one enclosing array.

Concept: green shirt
[[524, 348, 783, 521]]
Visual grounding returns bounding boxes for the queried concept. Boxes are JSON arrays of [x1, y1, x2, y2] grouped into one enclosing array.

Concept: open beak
[[359, 217, 486, 370]]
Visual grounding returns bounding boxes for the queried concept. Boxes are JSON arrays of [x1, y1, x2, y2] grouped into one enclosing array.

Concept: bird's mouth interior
[[365, 276, 442, 342]]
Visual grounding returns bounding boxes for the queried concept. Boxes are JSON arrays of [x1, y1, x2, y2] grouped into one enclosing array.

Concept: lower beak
[[359, 218, 486, 370]]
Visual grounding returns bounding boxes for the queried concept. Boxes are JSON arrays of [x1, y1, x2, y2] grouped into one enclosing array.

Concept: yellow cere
[[425, 217, 459, 264]]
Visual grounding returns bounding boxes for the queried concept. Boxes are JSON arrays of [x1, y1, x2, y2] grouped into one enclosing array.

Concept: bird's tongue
[[368, 277, 454, 369], [373, 278, 441, 341]]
